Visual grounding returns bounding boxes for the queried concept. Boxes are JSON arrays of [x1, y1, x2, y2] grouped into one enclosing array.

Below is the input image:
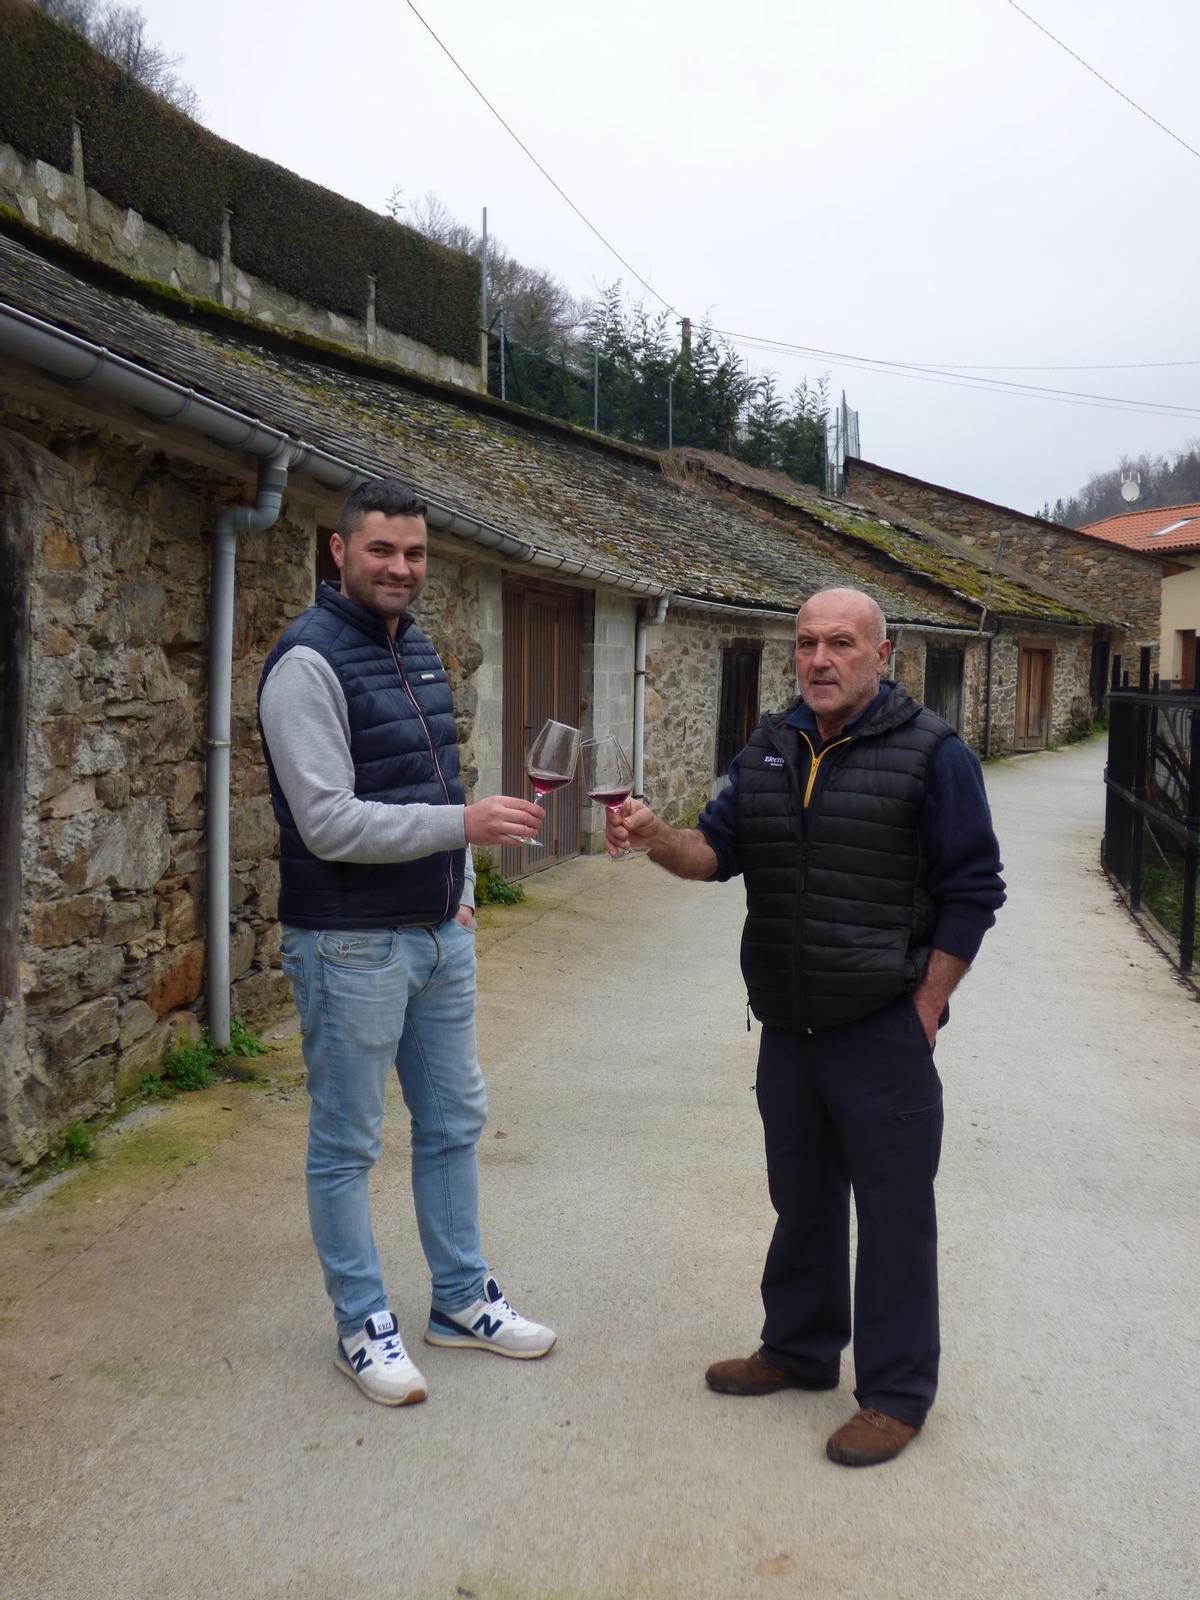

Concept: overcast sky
[[143, 0, 1200, 515]]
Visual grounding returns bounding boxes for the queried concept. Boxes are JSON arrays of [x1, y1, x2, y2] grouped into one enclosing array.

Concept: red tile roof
[[1080, 503, 1200, 553]]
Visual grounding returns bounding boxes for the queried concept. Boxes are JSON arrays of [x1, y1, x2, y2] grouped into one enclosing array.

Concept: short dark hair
[[336, 478, 428, 539]]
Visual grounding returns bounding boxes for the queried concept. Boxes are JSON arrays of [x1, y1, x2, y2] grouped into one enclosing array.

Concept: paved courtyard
[[2, 737, 1197, 1599]]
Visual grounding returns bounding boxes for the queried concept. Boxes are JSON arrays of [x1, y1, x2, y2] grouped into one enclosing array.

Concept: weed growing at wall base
[[56, 1121, 94, 1168], [475, 867, 525, 906], [142, 1017, 269, 1099]]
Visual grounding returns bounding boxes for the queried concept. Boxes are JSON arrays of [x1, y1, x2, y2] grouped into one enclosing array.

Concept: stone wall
[[643, 607, 795, 825], [0, 395, 487, 1180], [845, 459, 1164, 650], [0, 140, 481, 392], [985, 625, 1093, 752]]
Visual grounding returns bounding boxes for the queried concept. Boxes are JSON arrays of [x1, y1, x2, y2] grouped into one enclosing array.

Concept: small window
[[715, 643, 762, 775], [315, 526, 339, 596]]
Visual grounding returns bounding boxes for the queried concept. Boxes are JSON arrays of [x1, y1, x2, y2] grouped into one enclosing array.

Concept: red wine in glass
[[528, 770, 574, 799], [588, 787, 631, 809]]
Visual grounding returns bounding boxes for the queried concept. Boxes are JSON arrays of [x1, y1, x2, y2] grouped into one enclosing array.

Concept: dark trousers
[[756, 998, 944, 1427]]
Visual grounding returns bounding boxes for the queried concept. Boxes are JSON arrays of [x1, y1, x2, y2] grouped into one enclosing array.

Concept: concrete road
[[2, 738, 1198, 1600]]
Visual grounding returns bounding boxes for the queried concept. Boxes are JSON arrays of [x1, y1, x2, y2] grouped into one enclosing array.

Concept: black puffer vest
[[736, 685, 953, 1032], [257, 584, 465, 930]]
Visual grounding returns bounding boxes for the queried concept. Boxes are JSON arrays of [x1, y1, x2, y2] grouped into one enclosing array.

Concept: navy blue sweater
[[697, 682, 1006, 964]]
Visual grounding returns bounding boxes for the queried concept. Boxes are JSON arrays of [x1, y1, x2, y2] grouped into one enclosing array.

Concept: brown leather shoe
[[825, 1408, 920, 1466], [706, 1349, 838, 1396]]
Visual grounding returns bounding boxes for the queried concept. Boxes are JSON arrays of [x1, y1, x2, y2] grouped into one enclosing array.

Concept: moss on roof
[[790, 500, 1096, 625]]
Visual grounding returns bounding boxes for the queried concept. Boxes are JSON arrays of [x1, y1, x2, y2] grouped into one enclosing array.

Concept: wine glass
[[581, 735, 635, 861], [519, 719, 581, 847]]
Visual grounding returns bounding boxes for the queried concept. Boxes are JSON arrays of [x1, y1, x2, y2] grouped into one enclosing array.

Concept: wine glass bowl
[[582, 736, 635, 860], [522, 720, 581, 845]]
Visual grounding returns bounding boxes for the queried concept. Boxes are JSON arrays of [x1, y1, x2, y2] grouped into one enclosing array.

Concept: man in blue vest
[[259, 479, 556, 1407], [608, 587, 1005, 1466]]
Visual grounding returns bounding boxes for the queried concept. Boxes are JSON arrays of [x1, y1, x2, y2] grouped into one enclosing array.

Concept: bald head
[[794, 587, 893, 738], [798, 587, 887, 645]]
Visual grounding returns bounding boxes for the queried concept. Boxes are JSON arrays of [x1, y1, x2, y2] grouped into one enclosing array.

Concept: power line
[[713, 326, 1200, 416], [719, 329, 1200, 420], [1003, 0, 1200, 162], [402, 0, 680, 317], [912, 357, 1200, 373], [402, 0, 1194, 421]]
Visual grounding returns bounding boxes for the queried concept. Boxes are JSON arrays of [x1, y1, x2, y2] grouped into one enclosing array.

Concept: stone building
[[843, 455, 1170, 685]]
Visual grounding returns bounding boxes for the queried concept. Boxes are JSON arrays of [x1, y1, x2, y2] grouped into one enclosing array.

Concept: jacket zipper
[[776, 723, 853, 1033], [798, 732, 852, 810], [389, 634, 455, 924]]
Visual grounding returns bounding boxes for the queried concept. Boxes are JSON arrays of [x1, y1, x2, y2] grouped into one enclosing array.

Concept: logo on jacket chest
[[763, 754, 785, 767]]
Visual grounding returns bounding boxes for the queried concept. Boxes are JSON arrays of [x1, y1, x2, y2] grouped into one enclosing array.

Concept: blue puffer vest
[[257, 583, 465, 930]]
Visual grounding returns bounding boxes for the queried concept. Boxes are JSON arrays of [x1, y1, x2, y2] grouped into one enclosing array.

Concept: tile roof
[[0, 227, 1095, 628], [1079, 503, 1200, 554]]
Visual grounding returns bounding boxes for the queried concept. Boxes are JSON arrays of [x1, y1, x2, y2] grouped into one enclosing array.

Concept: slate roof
[[666, 450, 1099, 626], [0, 227, 1088, 628], [1080, 503, 1200, 555]]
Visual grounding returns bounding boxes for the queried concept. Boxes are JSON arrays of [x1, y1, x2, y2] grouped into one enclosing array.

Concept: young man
[[259, 479, 554, 1406], [608, 588, 1005, 1466]]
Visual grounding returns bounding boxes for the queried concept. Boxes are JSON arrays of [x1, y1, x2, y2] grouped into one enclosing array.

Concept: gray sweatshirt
[[259, 645, 475, 910]]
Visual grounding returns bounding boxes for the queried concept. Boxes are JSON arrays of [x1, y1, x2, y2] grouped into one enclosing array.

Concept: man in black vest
[[608, 587, 1004, 1466], [259, 480, 556, 1407]]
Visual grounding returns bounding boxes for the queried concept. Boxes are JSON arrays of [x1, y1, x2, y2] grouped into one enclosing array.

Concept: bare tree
[[390, 188, 584, 353], [35, 0, 200, 117]]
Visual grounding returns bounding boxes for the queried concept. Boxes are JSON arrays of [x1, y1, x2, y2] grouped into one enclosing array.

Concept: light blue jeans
[[280, 920, 488, 1338]]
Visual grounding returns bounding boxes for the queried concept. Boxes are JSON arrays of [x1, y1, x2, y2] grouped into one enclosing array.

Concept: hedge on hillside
[[0, 0, 480, 363], [226, 150, 480, 365], [0, 0, 97, 172]]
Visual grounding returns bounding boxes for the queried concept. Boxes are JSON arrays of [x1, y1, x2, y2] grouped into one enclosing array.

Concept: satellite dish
[[1120, 478, 1141, 503]]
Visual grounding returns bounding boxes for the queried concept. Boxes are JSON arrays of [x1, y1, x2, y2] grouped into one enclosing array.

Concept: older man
[[609, 588, 1005, 1466]]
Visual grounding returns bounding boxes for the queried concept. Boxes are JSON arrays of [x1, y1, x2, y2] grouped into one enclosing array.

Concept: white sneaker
[[335, 1311, 427, 1405], [424, 1275, 557, 1359]]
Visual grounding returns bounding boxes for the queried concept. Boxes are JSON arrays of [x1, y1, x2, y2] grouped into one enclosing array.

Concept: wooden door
[[715, 644, 762, 776], [1180, 630, 1197, 692], [501, 581, 583, 878], [1016, 646, 1053, 750], [924, 646, 964, 731]]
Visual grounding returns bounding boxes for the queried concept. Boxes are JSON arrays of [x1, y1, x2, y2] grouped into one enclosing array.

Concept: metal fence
[[1102, 661, 1200, 974]]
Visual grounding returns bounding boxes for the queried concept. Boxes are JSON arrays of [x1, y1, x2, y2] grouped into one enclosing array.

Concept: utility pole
[[593, 346, 599, 431], [667, 376, 673, 449], [680, 316, 691, 362], [479, 207, 488, 387], [499, 308, 507, 402]]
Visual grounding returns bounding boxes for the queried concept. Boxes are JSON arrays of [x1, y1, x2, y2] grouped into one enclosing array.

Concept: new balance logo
[[472, 1312, 504, 1339], [350, 1348, 372, 1373]]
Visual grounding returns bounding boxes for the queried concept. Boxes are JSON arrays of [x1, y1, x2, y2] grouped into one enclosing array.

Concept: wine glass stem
[[607, 804, 632, 861]]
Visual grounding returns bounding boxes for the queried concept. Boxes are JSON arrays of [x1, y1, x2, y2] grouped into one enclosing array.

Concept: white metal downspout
[[633, 593, 671, 800], [206, 445, 292, 1048]]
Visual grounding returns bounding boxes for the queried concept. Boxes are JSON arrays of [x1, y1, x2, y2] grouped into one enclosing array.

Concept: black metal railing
[[1102, 652, 1200, 974]]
